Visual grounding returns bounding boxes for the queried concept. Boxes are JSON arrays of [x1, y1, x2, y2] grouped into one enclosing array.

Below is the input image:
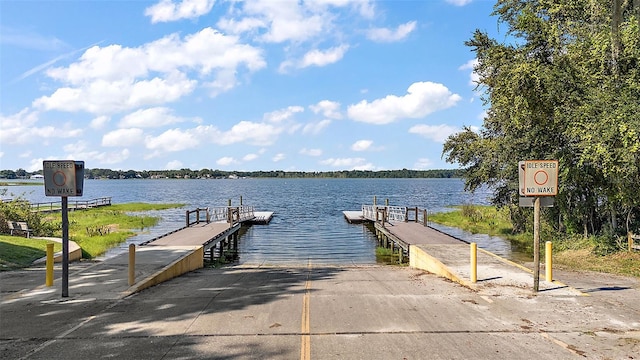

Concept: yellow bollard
[[545, 241, 553, 282], [470, 242, 477, 283], [46, 243, 54, 287], [128, 244, 136, 286]]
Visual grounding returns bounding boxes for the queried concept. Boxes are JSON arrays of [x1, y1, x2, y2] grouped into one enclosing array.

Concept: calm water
[[3, 178, 524, 264]]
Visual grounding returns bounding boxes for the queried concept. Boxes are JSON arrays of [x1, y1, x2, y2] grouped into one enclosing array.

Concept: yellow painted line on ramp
[[300, 260, 312, 360]]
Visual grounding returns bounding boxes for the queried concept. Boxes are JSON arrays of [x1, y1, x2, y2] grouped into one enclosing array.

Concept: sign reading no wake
[[43, 160, 85, 197], [523, 160, 558, 196]]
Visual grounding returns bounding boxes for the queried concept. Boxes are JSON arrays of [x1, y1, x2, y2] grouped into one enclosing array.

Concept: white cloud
[[459, 59, 479, 86], [145, 0, 215, 23], [351, 140, 373, 151], [272, 153, 285, 162], [34, 28, 265, 114], [300, 148, 322, 156], [218, 0, 376, 42], [302, 119, 331, 135], [62, 140, 131, 165], [347, 82, 461, 124], [408, 124, 459, 143], [216, 156, 237, 166], [299, 45, 349, 68], [309, 100, 342, 119], [320, 158, 371, 170], [144, 127, 203, 154], [414, 158, 434, 170], [264, 106, 304, 123], [214, 121, 282, 146], [165, 160, 183, 170], [34, 72, 197, 114], [281, 45, 349, 72], [228, 0, 327, 43], [446, 0, 474, 6], [119, 107, 184, 128], [102, 128, 145, 147], [0, 108, 39, 145], [216, 17, 266, 35], [90, 115, 110, 129], [243, 153, 259, 161], [366, 21, 417, 42], [0, 108, 83, 145]]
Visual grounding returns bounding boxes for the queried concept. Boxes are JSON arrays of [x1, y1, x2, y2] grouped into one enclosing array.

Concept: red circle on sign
[[53, 171, 66, 186], [534, 170, 548, 185]]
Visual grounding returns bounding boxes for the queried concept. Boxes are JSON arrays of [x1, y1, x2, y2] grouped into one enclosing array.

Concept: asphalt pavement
[[1, 257, 639, 359]]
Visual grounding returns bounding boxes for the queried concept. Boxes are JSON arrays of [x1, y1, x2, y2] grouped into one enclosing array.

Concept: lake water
[[3, 178, 526, 265]]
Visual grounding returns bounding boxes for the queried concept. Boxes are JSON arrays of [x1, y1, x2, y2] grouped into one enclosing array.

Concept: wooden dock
[[344, 204, 464, 262], [29, 197, 112, 213], [144, 206, 273, 261]]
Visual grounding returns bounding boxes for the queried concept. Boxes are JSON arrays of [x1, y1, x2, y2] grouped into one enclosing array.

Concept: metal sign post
[[43, 160, 84, 298], [533, 197, 540, 292], [61, 197, 69, 297], [519, 160, 558, 292]]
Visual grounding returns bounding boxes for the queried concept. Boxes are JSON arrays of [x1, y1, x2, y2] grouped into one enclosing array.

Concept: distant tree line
[[1, 168, 461, 180]]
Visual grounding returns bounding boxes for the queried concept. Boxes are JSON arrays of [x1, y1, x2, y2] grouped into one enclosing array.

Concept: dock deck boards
[[249, 211, 274, 224], [146, 221, 235, 248], [343, 211, 365, 223], [382, 222, 462, 245]]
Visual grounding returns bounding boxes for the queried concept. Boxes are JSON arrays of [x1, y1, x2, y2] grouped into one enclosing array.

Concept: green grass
[[1, 202, 184, 269], [0, 236, 62, 270], [429, 204, 640, 277], [0, 181, 42, 186], [429, 205, 532, 251], [52, 203, 184, 258]]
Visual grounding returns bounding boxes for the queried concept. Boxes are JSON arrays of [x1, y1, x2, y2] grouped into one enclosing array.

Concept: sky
[[0, 0, 500, 173]]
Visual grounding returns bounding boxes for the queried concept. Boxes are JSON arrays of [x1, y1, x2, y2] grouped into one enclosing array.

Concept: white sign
[[523, 160, 558, 196], [43, 160, 84, 197]]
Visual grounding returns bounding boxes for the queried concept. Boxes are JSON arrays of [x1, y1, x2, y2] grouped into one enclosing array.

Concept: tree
[[444, 0, 640, 238]]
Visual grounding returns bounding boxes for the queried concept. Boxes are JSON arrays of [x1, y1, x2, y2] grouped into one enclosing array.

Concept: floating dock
[[342, 211, 366, 223], [247, 211, 274, 224]]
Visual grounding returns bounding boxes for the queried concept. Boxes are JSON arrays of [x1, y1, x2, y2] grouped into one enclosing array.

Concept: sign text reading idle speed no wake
[[43, 160, 84, 197], [523, 160, 558, 196]]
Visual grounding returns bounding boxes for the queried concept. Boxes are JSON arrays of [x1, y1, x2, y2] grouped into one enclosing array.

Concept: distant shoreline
[[1, 168, 461, 181]]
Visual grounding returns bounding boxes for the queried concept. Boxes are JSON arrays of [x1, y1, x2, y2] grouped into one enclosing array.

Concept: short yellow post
[[629, 232, 633, 252], [470, 242, 477, 283], [545, 241, 553, 282], [128, 244, 136, 286], [46, 243, 54, 287]]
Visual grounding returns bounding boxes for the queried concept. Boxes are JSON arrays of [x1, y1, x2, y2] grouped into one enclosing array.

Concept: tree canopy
[[444, 0, 640, 237]]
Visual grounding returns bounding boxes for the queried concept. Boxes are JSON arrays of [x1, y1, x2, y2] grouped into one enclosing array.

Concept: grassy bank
[[0, 236, 62, 270], [429, 205, 640, 277], [0, 203, 183, 269]]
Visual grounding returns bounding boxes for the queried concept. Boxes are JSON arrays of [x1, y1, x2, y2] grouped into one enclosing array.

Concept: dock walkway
[[347, 205, 579, 295]]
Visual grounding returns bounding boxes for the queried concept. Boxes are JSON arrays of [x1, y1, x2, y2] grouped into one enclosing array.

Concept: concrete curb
[[409, 244, 585, 295], [120, 246, 204, 298], [32, 237, 82, 265]]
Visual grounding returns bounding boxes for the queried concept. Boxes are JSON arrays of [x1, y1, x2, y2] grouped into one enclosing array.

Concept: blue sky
[[1, 0, 499, 172]]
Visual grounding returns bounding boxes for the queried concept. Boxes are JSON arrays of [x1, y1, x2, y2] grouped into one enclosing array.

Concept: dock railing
[[363, 204, 429, 226], [188, 206, 255, 227], [30, 197, 112, 212]]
